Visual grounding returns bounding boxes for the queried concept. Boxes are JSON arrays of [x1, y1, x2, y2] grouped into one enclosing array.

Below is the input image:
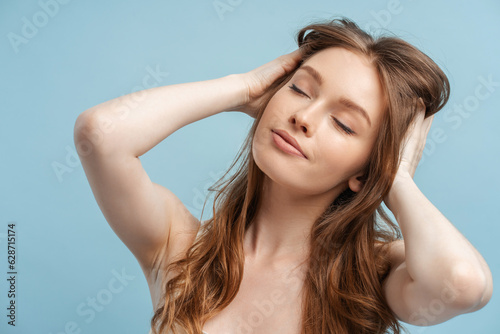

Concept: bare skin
[[245, 47, 386, 264], [75, 44, 492, 334], [202, 48, 387, 333]]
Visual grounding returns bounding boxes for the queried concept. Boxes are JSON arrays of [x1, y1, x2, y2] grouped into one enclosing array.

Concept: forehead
[[299, 47, 386, 126]]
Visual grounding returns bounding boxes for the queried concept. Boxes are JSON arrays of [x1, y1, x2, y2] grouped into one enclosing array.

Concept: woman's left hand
[[396, 101, 434, 179], [383, 101, 433, 208]]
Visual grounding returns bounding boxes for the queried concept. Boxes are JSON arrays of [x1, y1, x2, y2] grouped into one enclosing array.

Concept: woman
[[74, 18, 492, 334]]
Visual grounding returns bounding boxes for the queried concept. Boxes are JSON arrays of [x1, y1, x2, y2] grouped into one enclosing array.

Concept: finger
[[281, 49, 303, 71], [407, 113, 421, 134], [423, 114, 434, 133], [413, 107, 429, 134], [428, 114, 434, 126], [413, 107, 425, 127], [287, 48, 303, 58]]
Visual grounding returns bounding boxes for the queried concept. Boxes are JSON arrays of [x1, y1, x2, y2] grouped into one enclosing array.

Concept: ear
[[347, 172, 366, 193]]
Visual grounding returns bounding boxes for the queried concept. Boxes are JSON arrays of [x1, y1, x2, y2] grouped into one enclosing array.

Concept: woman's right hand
[[232, 48, 303, 118]]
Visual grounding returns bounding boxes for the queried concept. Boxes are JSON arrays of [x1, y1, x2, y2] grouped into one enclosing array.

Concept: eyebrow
[[297, 65, 372, 128]]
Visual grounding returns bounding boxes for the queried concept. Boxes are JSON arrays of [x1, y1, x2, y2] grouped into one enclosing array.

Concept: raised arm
[[73, 49, 303, 279], [382, 109, 493, 325], [73, 74, 245, 277]]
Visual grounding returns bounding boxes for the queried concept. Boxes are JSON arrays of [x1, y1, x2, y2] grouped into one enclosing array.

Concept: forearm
[[386, 173, 490, 297], [74, 74, 246, 157]]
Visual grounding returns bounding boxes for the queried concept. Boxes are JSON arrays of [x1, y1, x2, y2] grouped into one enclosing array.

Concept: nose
[[289, 104, 321, 135]]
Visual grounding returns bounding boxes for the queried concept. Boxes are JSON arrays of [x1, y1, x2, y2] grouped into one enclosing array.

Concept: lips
[[271, 129, 307, 159]]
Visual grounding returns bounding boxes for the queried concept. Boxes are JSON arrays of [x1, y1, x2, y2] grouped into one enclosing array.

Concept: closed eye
[[332, 117, 356, 135], [288, 84, 310, 98], [289, 84, 356, 136]]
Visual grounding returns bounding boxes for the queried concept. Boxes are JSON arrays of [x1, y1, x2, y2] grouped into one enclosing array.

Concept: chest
[[201, 261, 306, 334]]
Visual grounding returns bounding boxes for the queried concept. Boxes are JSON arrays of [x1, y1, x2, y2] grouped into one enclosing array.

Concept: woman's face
[[252, 46, 386, 197]]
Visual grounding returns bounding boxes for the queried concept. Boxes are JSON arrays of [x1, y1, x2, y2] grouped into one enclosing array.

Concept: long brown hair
[[150, 17, 450, 334]]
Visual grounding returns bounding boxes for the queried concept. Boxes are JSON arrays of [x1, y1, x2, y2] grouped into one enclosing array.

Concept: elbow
[[73, 109, 117, 157], [73, 110, 98, 157], [73, 110, 91, 143], [447, 262, 492, 311]]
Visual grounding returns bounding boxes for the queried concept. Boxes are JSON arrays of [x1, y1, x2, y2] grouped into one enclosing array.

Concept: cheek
[[251, 125, 271, 172], [261, 90, 289, 118], [252, 121, 267, 154], [315, 140, 367, 179]]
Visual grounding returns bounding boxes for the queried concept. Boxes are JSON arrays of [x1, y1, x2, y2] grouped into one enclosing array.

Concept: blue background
[[1, 0, 499, 333]]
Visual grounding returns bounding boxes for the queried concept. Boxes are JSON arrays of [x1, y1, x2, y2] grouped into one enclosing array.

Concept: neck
[[243, 174, 345, 265]]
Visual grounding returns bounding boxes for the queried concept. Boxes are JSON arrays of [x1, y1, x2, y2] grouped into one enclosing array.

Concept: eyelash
[[288, 84, 355, 136], [332, 117, 355, 135], [288, 83, 308, 98]]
